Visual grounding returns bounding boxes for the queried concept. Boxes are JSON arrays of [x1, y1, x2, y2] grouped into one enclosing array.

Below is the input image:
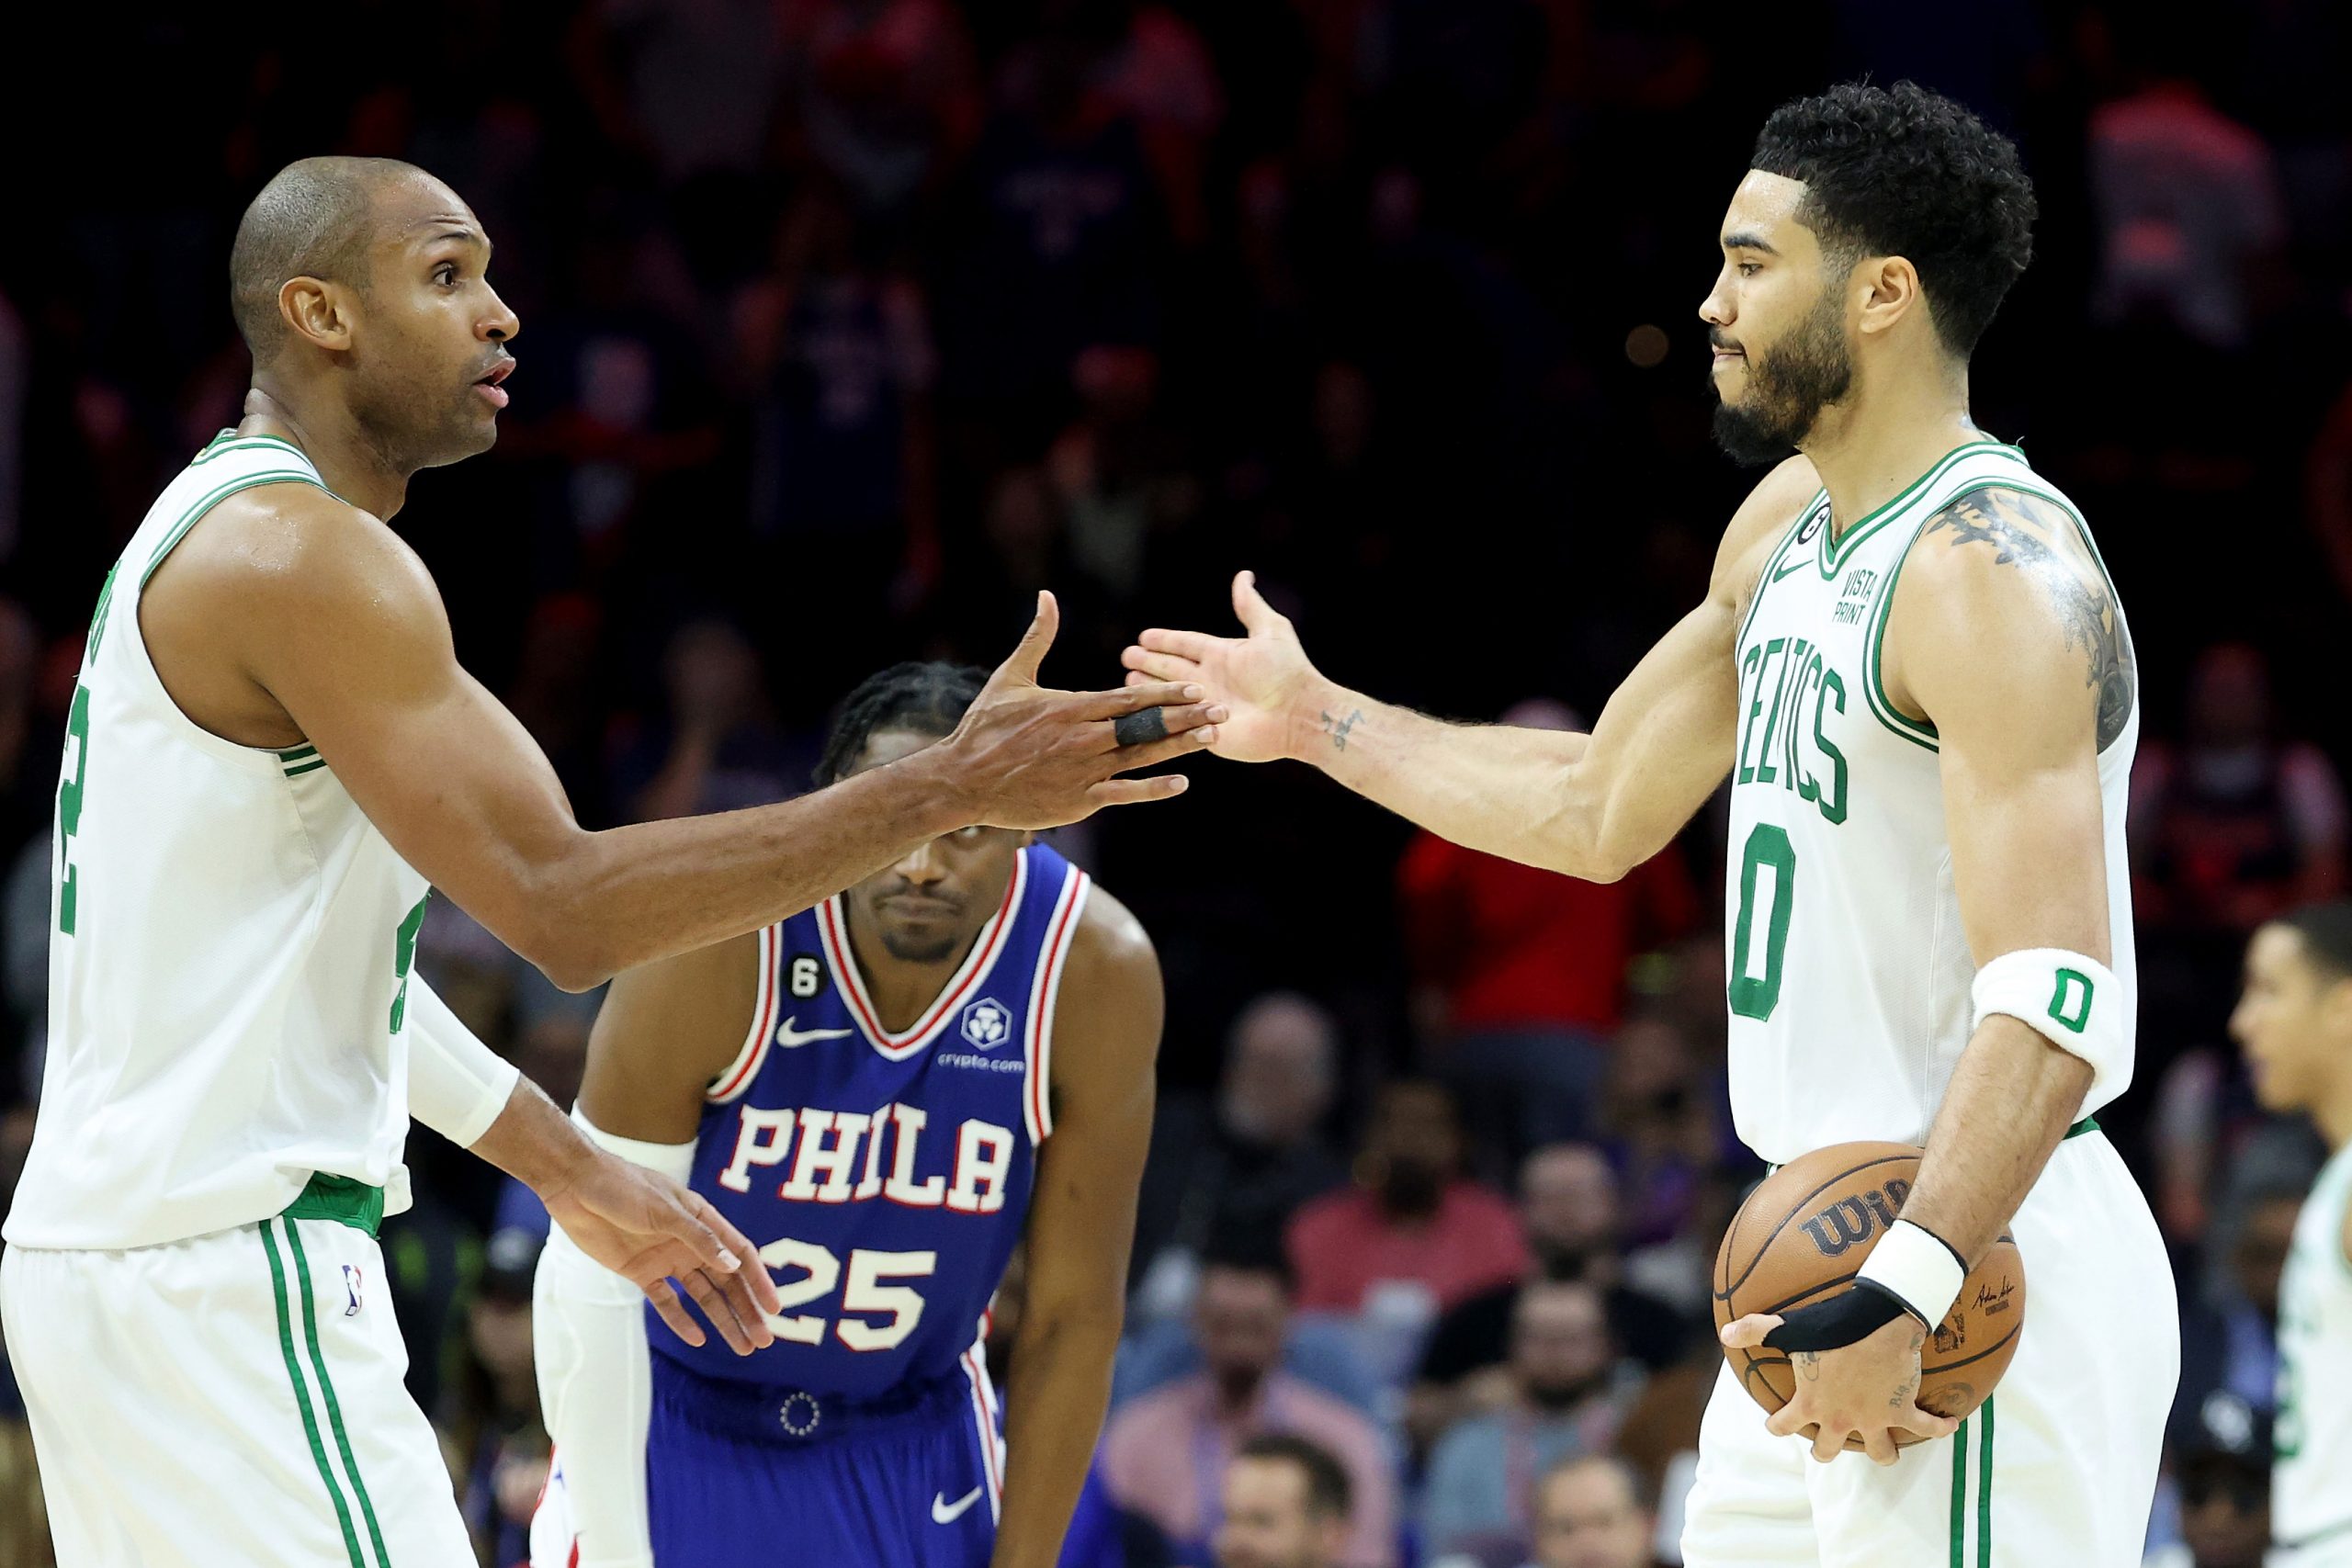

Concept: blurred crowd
[[2, 2, 2350, 1564]]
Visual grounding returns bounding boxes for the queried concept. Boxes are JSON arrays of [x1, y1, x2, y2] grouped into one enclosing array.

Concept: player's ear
[[1854, 254, 1920, 340], [279, 276, 356, 354]]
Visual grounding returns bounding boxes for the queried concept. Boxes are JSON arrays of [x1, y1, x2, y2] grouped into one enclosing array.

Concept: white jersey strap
[[1023, 866, 1091, 1144]]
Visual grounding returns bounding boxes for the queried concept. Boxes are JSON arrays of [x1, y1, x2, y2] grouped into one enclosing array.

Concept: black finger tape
[[1114, 706, 1170, 748], [1759, 1279, 1918, 1353]]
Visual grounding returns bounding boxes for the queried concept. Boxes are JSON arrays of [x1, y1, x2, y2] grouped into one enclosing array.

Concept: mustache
[[1709, 329, 1742, 352], [874, 884, 965, 910]]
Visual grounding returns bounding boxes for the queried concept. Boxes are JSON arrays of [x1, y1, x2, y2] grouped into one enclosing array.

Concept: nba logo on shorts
[[342, 1265, 364, 1316], [960, 998, 1012, 1050]]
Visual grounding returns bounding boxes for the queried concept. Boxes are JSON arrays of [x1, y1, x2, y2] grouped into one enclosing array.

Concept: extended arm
[[154, 486, 1216, 990], [1122, 457, 1819, 879], [990, 891, 1162, 1568]]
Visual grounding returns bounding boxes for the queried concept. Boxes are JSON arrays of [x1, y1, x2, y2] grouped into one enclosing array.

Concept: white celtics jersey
[[7, 432, 426, 1251], [1723, 440, 2138, 1164], [2275, 1142, 2352, 1550]]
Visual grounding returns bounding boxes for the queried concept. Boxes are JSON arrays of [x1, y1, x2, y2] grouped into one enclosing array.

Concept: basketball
[[1713, 1142, 2026, 1447]]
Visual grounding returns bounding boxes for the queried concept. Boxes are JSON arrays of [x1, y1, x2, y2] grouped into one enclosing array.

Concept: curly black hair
[[1751, 81, 2036, 359], [815, 660, 989, 786]]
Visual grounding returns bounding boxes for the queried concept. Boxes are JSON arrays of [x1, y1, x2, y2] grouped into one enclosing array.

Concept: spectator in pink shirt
[[1286, 1080, 1530, 1323], [1101, 1250, 1398, 1568]]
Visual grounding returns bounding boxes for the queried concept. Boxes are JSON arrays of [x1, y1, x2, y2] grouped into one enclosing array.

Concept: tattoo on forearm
[[1921, 487, 2137, 749], [1793, 1350, 1821, 1382], [1892, 1327, 1925, 1408], [1321, 708, 1365, 751]]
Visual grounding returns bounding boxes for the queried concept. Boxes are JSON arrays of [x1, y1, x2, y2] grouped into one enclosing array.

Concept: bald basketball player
[[0, 156, 1216, 1567]]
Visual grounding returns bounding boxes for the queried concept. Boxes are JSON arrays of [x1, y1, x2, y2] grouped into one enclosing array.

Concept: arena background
[[0, 2, 2346, 1563]]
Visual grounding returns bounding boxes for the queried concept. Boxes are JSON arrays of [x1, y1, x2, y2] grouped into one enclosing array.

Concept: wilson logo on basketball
[[1797, 1178, 1911, 1258]]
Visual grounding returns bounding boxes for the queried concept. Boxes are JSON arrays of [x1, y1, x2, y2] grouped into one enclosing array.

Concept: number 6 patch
[[788, 954, 824, 999]]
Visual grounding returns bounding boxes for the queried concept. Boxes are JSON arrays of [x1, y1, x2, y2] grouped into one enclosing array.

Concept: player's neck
[[1801, 369, 1982, 544], [238, 385, 413, 520]]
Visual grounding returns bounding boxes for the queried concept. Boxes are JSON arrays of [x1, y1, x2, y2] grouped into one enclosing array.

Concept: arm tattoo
[[1793, 1350, 1821, 1382], [1891, 1327, 1925, 1408], [1920, 487, 2136, 749], [1320, 708, 1365, 752]]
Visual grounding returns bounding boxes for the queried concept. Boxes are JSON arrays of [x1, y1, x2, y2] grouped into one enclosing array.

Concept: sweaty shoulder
[[1713, 455, 1823, 617], [1887, 484, 2136, 750], [141, 480, 451, 748]]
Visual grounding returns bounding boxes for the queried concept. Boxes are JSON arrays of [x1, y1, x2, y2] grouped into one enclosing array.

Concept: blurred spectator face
[[664, 619, 763, 735], [1363, 1080, 1463, 1210], [1609, 1018, 1695, 1107], [2176, 1456, 2268, 1568], [2187, 644, 2272, 750], [1220, 993, 1338, 1147], [1521, 1144, 1618, 1264], [1214, 1456, 1345, 1568], [842, 728, 1025, 964], [1532, 1458, 1654, 1568], [1512, 1280, 1611, 1409], [2232, 923, 2352, 1116], [2229, 1195, 2301, 1320], [1700, 174, 1854, 468], [1193, 1263, 1290, 1404]]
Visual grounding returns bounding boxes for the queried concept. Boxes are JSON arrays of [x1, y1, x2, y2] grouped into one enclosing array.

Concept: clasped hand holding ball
[[1715, 1142, 2026, 1465]]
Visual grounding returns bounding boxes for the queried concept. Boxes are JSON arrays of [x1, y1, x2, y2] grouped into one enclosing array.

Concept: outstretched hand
[[944, 592, 1227, 829], [1120, 571, 1327, 764], [540, 1151, 785, 1356]]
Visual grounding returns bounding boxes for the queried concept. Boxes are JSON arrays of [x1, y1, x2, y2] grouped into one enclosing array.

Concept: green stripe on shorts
[[284, 1221, 391, 1567], [1949, 1412, 1969, 1567], [1976, 1396, 1996, 1566], [262, 1219, 371, 1567]]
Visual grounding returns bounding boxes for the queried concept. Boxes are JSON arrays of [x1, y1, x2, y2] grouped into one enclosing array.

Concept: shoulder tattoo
[[1919, 487, 2137, 750]]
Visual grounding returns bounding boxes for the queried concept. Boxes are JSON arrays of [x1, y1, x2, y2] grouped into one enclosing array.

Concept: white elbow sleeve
[[1969, 948, 2132, 1117], [404, 978, 523, 1148]]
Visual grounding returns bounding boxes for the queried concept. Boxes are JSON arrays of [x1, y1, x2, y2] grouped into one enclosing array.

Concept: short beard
[[879, 929, 963, 964], [1711, 284, 1853, 468]]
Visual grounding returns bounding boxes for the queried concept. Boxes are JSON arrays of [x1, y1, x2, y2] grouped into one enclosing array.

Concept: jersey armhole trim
[[1023, 868, 1091, 1144], [1732, 492, 1821, 652], [706, 925, 780, 1103], [112, 469, 338, 774], [1862, 507, 1944, 754]]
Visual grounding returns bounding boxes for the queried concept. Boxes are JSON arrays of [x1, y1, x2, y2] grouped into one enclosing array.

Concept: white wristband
[[1971, 947, 2131, 1113], [1858, 1219, 1966, 1328]]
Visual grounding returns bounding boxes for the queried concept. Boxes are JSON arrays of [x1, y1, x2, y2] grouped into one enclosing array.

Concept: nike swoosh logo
[[775, 1017, 854, 1048], [933, 1486, 984, 1524], [1770, 552, 1816, 582]]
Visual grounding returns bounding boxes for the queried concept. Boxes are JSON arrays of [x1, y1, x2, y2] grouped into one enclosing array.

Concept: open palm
[[1121, 571, 1323, 764]]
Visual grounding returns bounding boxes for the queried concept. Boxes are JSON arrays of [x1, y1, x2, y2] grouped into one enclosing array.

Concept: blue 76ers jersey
[[662, 844, 1090, 1400]]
